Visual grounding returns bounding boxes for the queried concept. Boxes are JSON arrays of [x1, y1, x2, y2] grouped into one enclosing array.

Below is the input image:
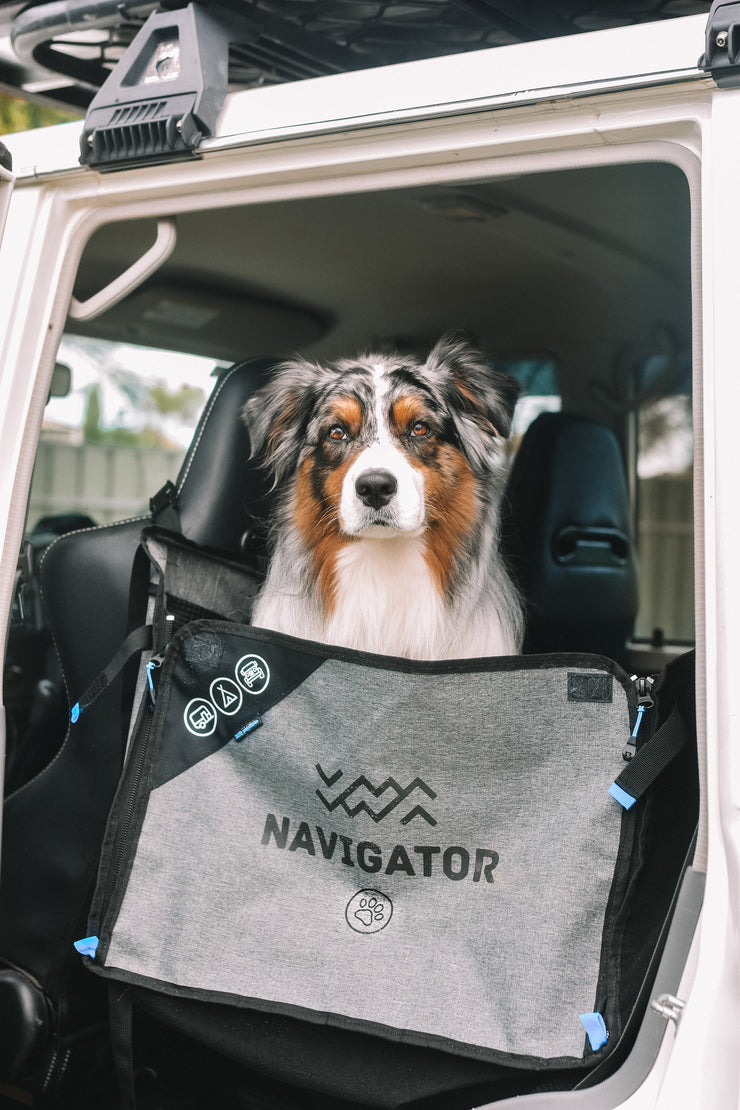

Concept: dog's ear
[[424, 335, 521, 471], [242, 358, 330, 485], [426, 333, 521, 440]]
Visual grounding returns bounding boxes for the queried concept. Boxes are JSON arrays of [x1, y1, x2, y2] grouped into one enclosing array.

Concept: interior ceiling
[[69, 161, 692, 371]]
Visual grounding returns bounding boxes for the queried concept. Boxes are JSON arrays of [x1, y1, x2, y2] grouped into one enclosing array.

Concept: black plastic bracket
[[699, 0, 740, 85], [79, 2, 230, 170]]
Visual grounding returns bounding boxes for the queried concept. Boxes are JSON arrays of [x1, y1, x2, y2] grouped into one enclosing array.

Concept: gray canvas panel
[[104, 651, 629, 1062], [145, 532, 261, 624]]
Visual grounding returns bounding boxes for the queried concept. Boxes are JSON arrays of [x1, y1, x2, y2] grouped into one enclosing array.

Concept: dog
[[242, 334, 523, 660]]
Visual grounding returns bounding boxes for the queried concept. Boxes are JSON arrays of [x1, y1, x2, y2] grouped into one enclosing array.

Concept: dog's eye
[[411, 421, 430, 437], [328, 426, 348, 441]]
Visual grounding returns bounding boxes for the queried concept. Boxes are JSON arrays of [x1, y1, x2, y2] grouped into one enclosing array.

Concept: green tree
[[0, 93, 79, 135]]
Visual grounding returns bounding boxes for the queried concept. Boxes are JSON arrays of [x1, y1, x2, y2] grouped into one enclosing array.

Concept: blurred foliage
[[148, 383, 205, 421], [0, 92, 79, 134], [82, 380, 205, 449]]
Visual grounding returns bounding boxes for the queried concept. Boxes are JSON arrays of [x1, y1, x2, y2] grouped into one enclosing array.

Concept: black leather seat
[[0, 358, 273, 1097], [501, 412, 639, 662]]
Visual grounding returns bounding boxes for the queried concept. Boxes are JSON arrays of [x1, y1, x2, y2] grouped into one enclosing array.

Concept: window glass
[[27, 334, 220, 532], [497, 358, 561, 447], [634, 352, 693, 645]]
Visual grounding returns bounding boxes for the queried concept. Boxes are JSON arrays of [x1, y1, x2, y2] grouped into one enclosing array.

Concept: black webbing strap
[[69, 624, 153, 724], [149, 480, 182, 534], [108, 984, 137, 1110], [611, 705, 688, 808]]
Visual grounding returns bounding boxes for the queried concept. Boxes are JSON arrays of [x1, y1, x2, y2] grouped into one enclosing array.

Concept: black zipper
[[94, 647, 167, 953], [622, 674, 655, 762]]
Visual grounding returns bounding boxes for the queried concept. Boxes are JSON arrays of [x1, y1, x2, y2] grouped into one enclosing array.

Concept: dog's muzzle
[[355, 468, 398, 510], [340, 444, 425, 535]]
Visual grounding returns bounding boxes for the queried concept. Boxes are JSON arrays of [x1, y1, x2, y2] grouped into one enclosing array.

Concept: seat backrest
[[0, 358, 273, 1090], [500, 412, 638, 661]]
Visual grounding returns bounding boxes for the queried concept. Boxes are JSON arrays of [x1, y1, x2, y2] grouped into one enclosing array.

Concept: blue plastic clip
[[580, 1011, 608, 1051], [73, 935, 99, 959], [70, 702, 81, 724], [609, 782, 637, 810]]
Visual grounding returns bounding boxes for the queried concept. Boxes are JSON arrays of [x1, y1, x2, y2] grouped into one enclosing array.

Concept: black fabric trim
[[89, 959, 596, 1075], [589, 765, 642, 1061], [614, 706, 688, 802], [574, 853, 697, 1092], [195, 619, 633, 689], [108, 983, 136, 1110], [150, 626, 325, 790], [128, 985, 526, 1109]]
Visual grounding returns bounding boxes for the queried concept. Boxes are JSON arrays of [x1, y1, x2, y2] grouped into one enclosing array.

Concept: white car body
[[0, 11, 736, 1107]]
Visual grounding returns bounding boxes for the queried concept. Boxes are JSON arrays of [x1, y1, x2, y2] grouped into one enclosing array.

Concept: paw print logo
[[345, 889, 393, 934]]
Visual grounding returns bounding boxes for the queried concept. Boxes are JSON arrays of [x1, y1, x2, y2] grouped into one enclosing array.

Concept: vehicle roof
[[0, 0, 712, 114], [2, 13, 711, 180]]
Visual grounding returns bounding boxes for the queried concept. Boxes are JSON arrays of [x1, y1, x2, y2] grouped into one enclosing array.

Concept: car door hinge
[[650, 993, 686, 1024]]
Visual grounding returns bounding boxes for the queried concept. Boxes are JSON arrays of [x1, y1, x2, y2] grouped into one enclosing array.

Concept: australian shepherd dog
[[243, 334, 523, 660]]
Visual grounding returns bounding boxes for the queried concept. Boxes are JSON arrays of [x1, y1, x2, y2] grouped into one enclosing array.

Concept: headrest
[[501, 412, 638, 660], [161, 357, 275, 554]]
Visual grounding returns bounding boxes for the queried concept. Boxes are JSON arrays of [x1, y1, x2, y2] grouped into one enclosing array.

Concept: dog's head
[[243, 334, 520, 542]]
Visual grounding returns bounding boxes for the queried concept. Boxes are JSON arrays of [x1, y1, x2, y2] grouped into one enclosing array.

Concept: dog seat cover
[[79, 536, 687, 1075]]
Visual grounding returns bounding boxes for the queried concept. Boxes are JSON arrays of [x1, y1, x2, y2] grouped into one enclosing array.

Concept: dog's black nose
[[355, 468, 398, 509]]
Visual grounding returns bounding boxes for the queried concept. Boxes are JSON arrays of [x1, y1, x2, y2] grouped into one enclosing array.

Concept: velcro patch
[[567, 672, 613, 704]]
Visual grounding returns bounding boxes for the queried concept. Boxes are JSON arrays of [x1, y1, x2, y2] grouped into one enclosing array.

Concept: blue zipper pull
[[623, 675, 655, 761], [146, 654, 164, 705]]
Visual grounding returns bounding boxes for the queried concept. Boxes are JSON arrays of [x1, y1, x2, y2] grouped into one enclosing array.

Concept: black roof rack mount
[[700, 0, 740, 85], [79, 2, 230, 171]]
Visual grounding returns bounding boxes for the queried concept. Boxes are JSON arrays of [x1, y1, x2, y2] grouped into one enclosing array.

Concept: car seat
[[0, 357, 274, 1099], [500, 411, 639, 662]]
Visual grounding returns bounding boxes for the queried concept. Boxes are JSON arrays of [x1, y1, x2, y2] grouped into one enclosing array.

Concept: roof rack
[[7, 1, 714, 117], [78, 3, 232, 169]]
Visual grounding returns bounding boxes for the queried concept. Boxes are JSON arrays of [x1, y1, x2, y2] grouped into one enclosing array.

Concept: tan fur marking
[[328, 397, 364, 436], [416, 444, 479, 595], [294, 455, 354, 616], [391, 394, 426, 432]]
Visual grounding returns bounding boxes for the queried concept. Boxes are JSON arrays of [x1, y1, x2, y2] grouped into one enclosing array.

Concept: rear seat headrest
[[500, 412, 638, 660]]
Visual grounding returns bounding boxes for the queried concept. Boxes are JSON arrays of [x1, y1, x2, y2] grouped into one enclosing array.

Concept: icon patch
[[184, 697, 218, 737], [345, 889, 393, 934], [235, 654, 270, 696], [209, 677, 243, 716]]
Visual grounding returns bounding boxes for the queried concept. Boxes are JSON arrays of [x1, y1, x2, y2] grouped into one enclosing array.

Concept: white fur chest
[[324, 536, 446, 659]]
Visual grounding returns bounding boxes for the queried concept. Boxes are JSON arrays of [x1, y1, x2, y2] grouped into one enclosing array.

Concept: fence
[[636, 474, 694, 644], [27, 440, 184, 529]]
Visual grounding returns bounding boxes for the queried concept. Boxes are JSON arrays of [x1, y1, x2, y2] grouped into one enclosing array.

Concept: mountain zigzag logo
[[315, 764, 437, 827]]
